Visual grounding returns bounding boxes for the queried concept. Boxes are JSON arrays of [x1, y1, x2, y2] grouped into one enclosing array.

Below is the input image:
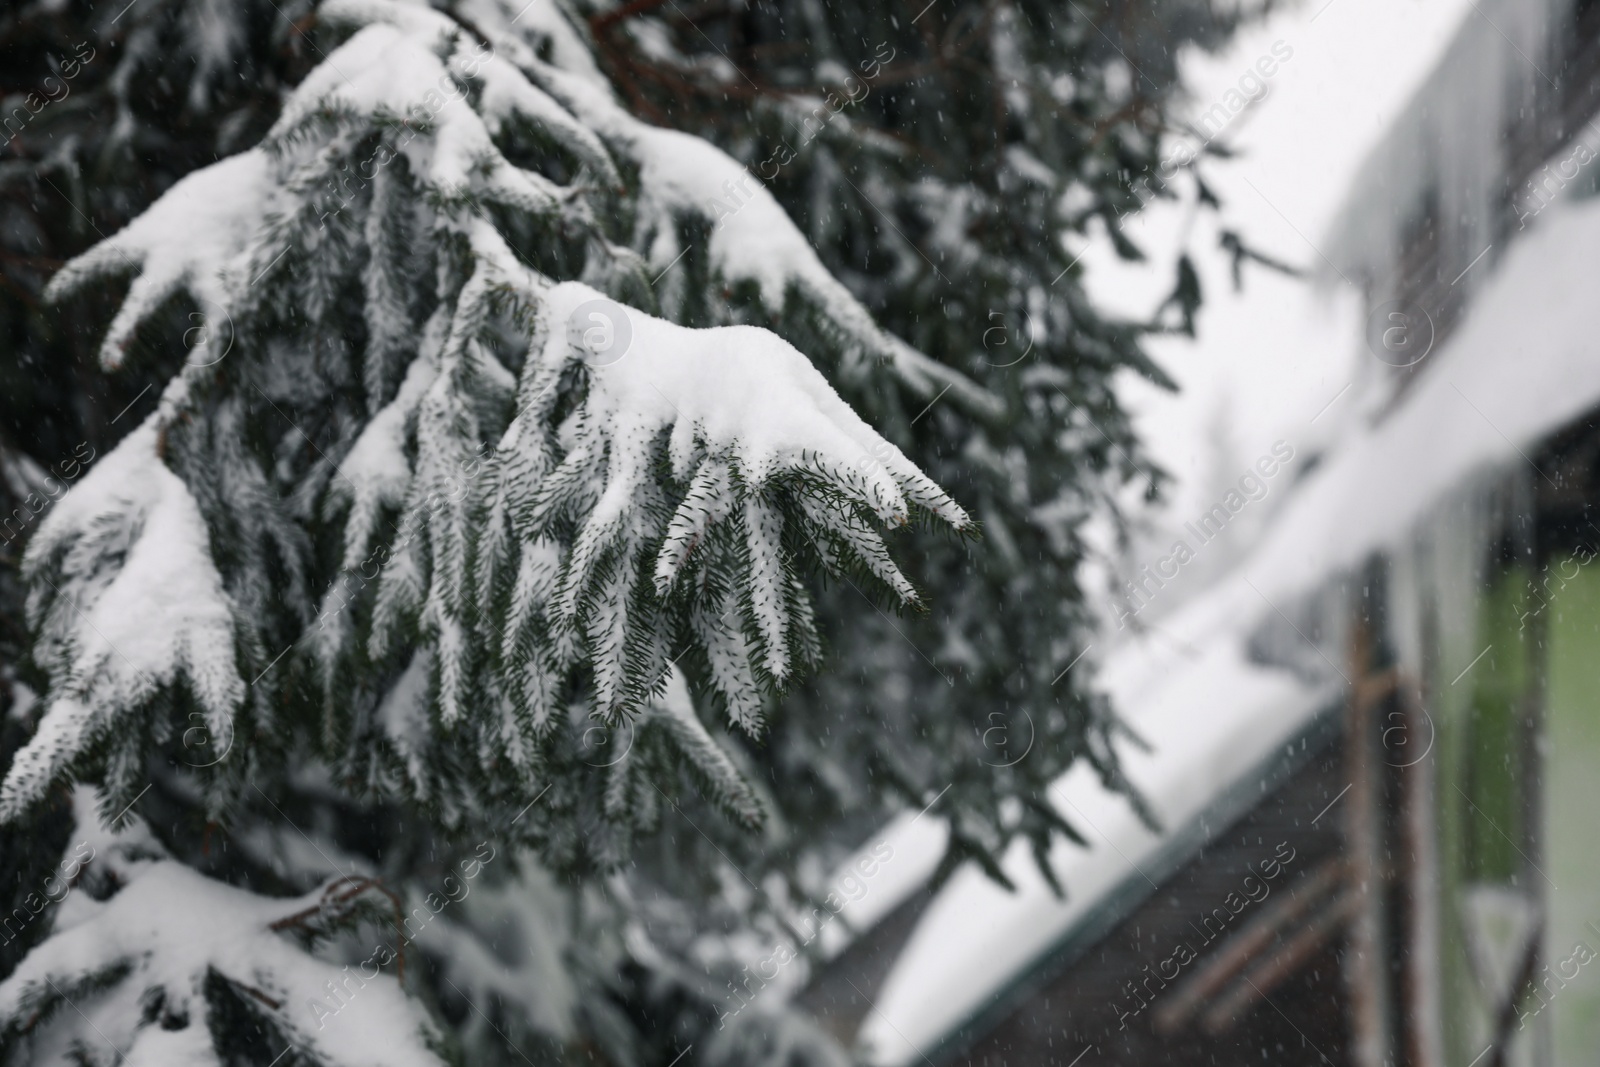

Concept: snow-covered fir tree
[[0, 0, 1273, 1063]]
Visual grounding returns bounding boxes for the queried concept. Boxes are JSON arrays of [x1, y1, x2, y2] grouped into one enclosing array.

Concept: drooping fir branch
[[0, 790, 450, 1067], [0, 0, 977, 842]]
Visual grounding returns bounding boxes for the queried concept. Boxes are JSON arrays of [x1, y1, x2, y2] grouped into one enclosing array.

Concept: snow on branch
[[42, 150, 277, 369], [348, 0, 1002, 418], [493, 282, 968, 721], [0, 420, 243, 821], [0, 791, 445, 1067]]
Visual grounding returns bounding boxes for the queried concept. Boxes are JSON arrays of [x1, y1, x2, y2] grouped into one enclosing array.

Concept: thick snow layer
[[856, 187, 1600, 1067], [0, 422, 243, 819], [518, 281, 968, 698], [43, 150, 276, 368], [273, 20, 559, 214], [1247, 195, 1600, 609], [0, 790, 445, 1067], [535, 282, 962, 529], [1326, 0, 1553, 287], [857, 574, 1333, 1065]]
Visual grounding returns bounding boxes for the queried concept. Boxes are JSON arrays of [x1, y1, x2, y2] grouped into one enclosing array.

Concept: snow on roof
[[856, 575, 1335, 1065], [813, 807, 951, 960], [1324, 0, 1554, 289], [1246, 194, 1600, 610], [855, 190, 1600, 1064]]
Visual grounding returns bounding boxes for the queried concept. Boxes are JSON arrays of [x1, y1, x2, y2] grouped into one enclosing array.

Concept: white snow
[[377, 648, 435, 786], [0, 790, 446, 1067], [0, 421, 243, 820], [337, 0, 878, 328], [451, 0, 997, 413], [1326, 0, 1556, 291], [812, 809, 951, 959], [271, 21, 560, 214], [1244, 195, 1600, 609], [519, 281, 968, 698], [43, 150, 277, 368], [473, 46, 619, 187], [536, 283, 963, 529], [334, 355, 438, 570], [427, 871, 577, 1040]]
